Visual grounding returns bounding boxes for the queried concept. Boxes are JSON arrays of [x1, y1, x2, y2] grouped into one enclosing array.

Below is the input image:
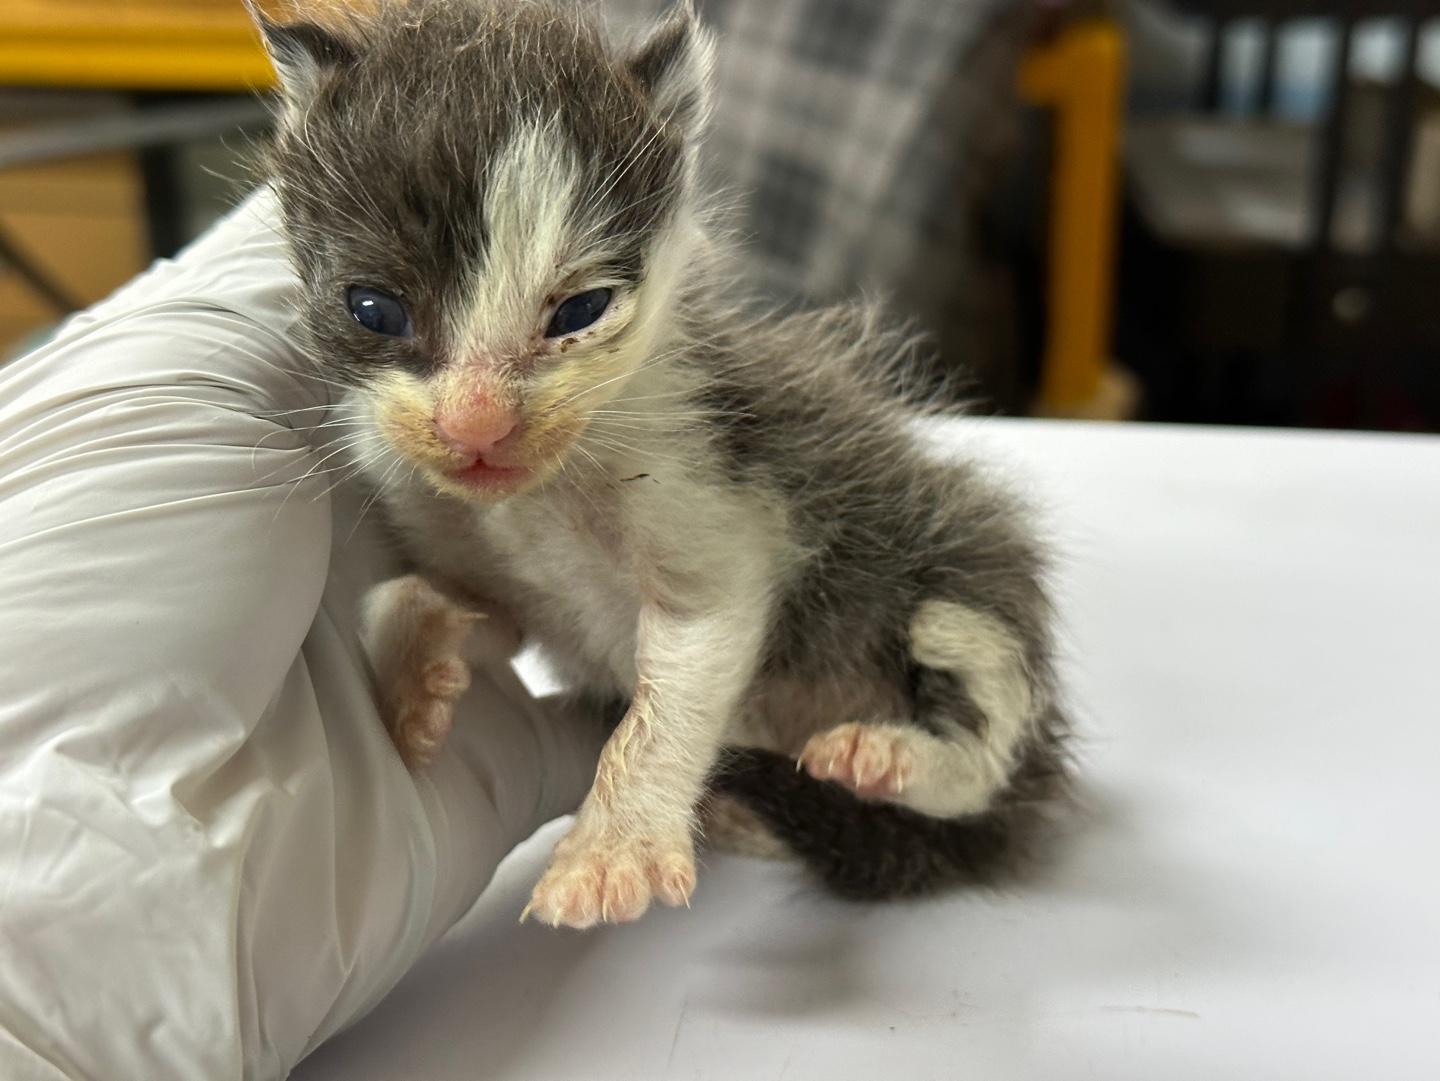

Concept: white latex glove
[[0, 189, 601, 1081]]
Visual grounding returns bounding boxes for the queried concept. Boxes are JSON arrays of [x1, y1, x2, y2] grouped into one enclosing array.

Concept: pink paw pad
[[799, 722, 917, 802], [523, 834, 696, 930]]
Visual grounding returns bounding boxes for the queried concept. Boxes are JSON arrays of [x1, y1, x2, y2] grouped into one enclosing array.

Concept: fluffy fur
[[255, 0, 1071, 926]]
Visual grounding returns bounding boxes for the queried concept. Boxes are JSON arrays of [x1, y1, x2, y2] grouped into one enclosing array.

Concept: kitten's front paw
[[388, 655, 470, 768], [523, 830, 696, 929], [363, 575, 477, 769], [800, 722, 917, 802]]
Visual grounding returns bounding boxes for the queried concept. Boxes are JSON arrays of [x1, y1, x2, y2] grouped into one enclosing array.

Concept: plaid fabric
[[602, 0, 1013, 301]]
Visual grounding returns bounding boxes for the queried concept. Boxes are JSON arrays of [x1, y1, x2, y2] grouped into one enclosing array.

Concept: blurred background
[[2, 0, 1438, 430]]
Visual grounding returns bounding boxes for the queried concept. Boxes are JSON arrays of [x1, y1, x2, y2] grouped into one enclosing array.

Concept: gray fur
[[258, 0, 690, 380], [259, 0, 1071, 904]]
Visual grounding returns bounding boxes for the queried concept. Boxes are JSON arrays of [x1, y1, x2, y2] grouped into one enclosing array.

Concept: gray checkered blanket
[[603, 0, 1013, 301]]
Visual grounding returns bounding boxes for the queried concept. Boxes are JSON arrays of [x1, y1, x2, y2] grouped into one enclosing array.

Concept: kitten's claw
[[525, 830, 696, 929], [799, 722, 917, 802]]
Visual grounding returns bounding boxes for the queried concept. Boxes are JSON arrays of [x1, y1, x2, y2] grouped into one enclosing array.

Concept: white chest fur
[[379, 423, 797, 700]]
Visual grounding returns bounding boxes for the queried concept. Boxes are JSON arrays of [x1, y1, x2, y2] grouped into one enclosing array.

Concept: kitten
[[254, 0, 1070, 928]]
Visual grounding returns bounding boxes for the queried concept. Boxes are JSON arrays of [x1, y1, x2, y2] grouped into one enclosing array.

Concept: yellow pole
[[0, 2, 277, 92], [1019, 20, 1131, 418]]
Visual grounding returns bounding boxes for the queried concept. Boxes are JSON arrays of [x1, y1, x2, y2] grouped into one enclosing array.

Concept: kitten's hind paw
[[800, 722, 917, 802], [362, 575, 478, 769], [523, 830, 696, 929]]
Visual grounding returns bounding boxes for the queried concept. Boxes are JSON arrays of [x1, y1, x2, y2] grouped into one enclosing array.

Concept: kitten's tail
[[707, 712, 1069, 901]]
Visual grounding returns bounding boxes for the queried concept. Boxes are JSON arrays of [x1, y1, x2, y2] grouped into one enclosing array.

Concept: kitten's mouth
[[444, 456, 533, 493]]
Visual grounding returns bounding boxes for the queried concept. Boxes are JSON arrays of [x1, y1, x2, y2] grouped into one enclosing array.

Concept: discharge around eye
[[546, 288, 611, 337]]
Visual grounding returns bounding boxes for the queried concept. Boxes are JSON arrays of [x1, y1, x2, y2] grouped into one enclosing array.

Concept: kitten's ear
[[246, 1, 358, 113], [627, 2, 715, 135]]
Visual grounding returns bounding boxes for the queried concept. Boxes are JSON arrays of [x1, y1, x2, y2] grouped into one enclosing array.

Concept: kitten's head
[[254, 0, 713, 498]]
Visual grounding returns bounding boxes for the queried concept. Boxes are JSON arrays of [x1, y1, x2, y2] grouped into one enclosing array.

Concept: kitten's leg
[[800, 600, 1037, 818], [524, 601, 767, 928], [361, 575, 514, 769]]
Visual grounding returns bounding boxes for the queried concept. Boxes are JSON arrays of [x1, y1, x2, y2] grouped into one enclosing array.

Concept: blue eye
[[348, 286, 413, 338], [546, 289, 611, 338]]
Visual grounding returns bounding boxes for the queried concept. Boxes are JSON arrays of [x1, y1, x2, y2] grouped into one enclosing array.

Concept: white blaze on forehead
[[452, 121, 580, 360]]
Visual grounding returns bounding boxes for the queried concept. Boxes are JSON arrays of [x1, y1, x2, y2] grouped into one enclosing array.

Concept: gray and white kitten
[[255, 0, 1069, 928]]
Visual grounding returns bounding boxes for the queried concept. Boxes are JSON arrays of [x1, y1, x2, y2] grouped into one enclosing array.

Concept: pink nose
[[433, 408, 519, 459]]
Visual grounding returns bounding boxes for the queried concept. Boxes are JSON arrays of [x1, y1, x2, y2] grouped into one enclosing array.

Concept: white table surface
[[292, 418, 1440, 1081]]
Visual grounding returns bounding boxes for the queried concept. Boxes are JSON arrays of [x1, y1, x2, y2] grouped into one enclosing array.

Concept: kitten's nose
[[433, 408, 519, 460]]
